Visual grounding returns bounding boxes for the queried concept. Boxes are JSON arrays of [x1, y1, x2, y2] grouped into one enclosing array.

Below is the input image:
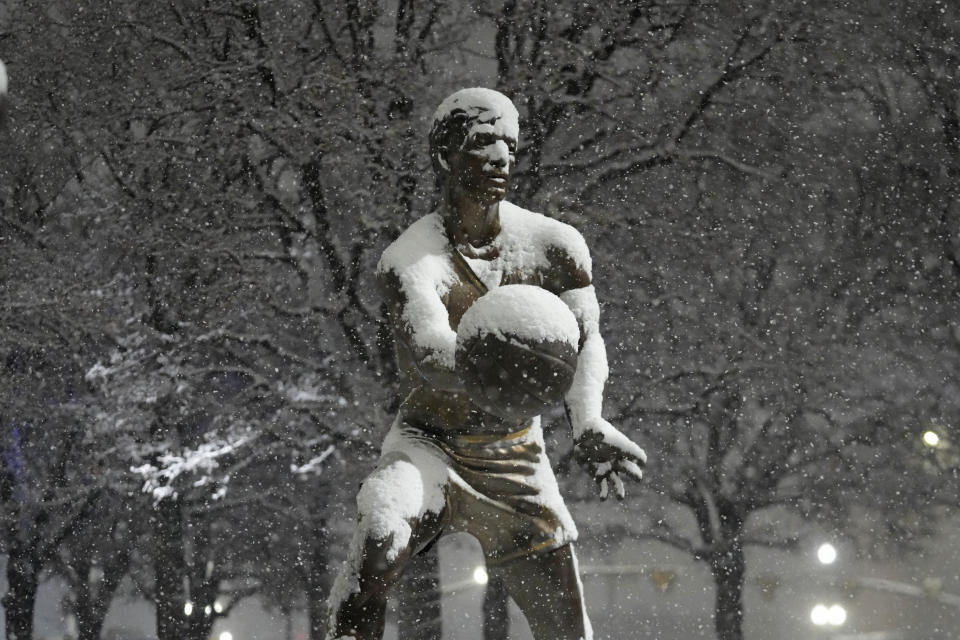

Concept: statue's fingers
[[619, 459, 644, 482], [633, 445, 648, 466], [611, 472, 626, 499], [593, 460, 613, 478], [599, 477, 609, 500], [604, 430, 647, 464]]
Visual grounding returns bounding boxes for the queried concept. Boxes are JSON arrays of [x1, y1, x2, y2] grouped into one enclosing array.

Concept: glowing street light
[[923, 431, 941, 448], [827, 604, 847, 626], [817, 543, 837, 565], [811, 603, 847, 627], [473, 566, 489, 585], [810, 604, 830, 626], [183, 601, 194, 616], [219, 632, 234, 640]]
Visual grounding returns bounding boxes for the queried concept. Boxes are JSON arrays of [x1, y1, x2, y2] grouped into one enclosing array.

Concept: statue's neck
[[443, 190, 502, 249]]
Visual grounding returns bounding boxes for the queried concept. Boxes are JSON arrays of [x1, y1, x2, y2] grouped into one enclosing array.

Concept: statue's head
[[429, 88, 519, 204]]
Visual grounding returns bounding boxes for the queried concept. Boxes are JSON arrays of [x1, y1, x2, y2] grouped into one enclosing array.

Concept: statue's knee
[[357, 524, 413, 578], [353, 460, 424, 565]]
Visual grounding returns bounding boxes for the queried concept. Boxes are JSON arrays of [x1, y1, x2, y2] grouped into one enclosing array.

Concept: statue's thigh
[[496, 543, 592, 640]]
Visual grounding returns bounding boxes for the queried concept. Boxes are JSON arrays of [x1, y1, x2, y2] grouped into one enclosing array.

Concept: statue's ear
[[435, 146, 450, 172]]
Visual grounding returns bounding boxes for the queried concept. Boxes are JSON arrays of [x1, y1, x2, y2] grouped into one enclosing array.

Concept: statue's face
[[447, 108, 518, 205]]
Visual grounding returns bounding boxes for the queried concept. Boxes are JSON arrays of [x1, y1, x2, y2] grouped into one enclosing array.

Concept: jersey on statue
[[325, 88, 648, 640]]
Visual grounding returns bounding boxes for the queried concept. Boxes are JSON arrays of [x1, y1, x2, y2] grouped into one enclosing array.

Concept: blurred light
[[827, 604, 847, 626], [811, 604, 830, 626], [923, 576, 943, 597], [214, 601, 224, 613], [811, 603, 847, 626], [184, 602, 194, 616], [473, 566, 489, 585], [817, 543, 837, 565], [219, 632, 233, 640], [923, 431, 941, 448], [65, 614, 78, 636], [204, 605, 213, 616]]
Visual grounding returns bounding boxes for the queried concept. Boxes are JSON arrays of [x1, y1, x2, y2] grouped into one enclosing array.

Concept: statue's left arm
[[553, 250, 647, 500]]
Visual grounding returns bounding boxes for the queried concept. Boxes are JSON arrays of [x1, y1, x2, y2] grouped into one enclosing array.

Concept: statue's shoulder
[[377, 213, 450, 279], [500, 201, 592, 278], [376, 214, 458, 297]]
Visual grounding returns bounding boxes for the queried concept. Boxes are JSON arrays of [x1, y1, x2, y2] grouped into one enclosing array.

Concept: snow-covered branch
[[131, 434, 256, 504]]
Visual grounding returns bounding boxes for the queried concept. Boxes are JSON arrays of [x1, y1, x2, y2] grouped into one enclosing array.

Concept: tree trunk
[[305, 521, 330, 640], [183, 570, 219, 640], [2, 550, 38, 640], [76, 586, 115, 640], [71, 540, 131, 640], [308, 585, 326, 640], [183, 518, 221, 640], [482, 573, 509, 640], [183, 587, 218, 640], [710, 542, 746, 640], [154, 496, 186, 640], [396, 547, 442, 640]]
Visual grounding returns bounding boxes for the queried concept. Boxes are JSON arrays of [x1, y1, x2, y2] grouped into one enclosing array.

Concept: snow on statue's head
[[428, 88, 519, 183]]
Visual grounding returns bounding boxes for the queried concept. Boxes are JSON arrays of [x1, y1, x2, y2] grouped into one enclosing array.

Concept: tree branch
[[677, 147, 784, 180]]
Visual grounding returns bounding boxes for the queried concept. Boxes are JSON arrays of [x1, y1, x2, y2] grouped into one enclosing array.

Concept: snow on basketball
[[455, 285, 580, 421]]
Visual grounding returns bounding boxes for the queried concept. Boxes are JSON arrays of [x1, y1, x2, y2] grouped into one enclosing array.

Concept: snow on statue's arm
[[376, 215, 464, 392], [555, 250, 647, 500], [378, 268, 462, 392]]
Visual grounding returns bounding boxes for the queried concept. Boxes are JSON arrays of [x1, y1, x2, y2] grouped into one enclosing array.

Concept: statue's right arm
[[378, 268, 464, 392]]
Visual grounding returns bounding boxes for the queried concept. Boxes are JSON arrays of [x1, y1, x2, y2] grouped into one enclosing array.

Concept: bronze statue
[[325, 88, 647, 640]]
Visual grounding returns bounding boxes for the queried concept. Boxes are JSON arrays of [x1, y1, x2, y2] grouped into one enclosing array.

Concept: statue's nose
[[487, 141, 510, 167]]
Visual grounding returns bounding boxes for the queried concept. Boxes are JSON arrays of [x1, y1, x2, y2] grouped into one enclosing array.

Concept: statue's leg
[[496, 543, 593, 640], [325, 452, 446, 640]]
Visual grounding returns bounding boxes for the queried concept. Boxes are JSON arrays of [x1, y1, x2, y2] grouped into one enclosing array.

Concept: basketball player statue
[[325, 88, 647, 640]]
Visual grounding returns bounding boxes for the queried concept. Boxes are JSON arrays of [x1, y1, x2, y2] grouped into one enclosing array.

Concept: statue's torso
[[381, 202, 590, 437]]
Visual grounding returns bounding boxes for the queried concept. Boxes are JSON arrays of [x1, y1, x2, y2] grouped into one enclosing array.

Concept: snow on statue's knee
[[356, 454, 444, 562]]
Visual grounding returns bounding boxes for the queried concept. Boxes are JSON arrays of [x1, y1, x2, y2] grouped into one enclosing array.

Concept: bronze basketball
[[455, 285, 579, 421]]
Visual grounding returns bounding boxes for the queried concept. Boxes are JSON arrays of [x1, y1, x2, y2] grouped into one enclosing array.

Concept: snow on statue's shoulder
[[377, 213, 450, 278], [498, 201, 592, 277], [377, 213, 458, 368]]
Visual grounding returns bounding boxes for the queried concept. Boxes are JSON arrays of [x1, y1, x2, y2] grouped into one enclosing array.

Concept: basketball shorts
[[375, 416, 579, 564]]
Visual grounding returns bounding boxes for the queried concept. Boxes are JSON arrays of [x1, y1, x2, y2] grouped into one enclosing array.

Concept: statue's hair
[[428, 88, 518, 182], [428, 107, 473, 178]]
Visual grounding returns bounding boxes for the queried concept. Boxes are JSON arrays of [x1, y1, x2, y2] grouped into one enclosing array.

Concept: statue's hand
[[573, 418, 647, 500]]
